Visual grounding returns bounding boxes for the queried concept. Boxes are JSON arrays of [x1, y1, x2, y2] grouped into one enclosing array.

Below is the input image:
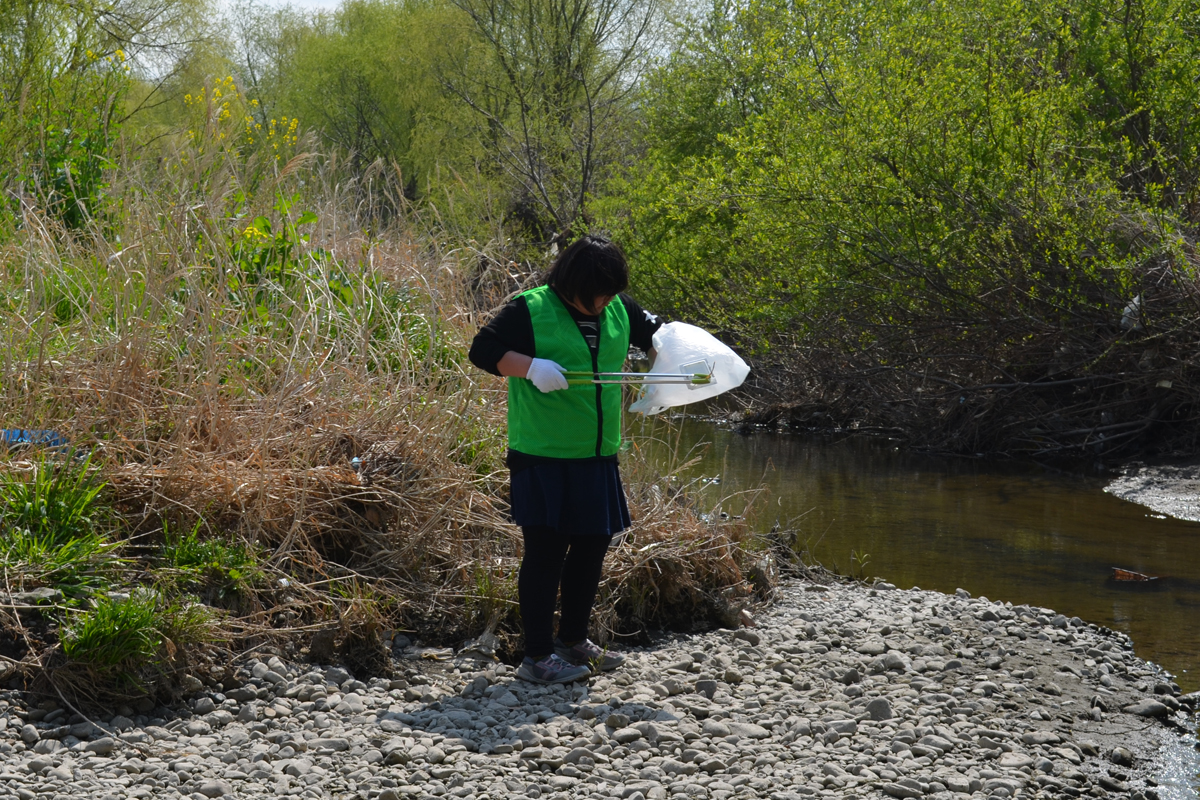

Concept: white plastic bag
[[628, 322, 750, 415]]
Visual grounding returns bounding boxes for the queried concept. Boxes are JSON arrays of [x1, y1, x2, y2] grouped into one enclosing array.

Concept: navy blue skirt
[[510, 458, 631, 536]]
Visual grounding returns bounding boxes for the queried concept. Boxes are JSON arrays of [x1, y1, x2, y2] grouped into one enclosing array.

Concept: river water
[[635, 417, 1200, 694]]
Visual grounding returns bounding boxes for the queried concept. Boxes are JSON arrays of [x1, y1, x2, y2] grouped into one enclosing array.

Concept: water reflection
[[633, 417, 1200, 693]]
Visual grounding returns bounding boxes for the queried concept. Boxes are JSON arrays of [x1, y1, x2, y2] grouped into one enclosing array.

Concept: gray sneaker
[[516, 653, 592, 684], [554, 638, 625, 672]]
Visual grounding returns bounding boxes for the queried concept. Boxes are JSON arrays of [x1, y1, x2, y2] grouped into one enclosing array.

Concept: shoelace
[[538, 655, 569, 674]]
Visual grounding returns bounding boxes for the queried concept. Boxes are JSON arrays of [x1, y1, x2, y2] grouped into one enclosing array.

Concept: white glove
[[526, 358, 569, 393]]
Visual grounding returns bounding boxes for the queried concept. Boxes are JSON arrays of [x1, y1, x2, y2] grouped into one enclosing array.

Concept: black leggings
[[518, 525, 611, 659]]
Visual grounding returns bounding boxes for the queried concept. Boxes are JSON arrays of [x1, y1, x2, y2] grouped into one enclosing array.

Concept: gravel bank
[[1, 578, 1196, 800], [1106, 462, 1200, 522]]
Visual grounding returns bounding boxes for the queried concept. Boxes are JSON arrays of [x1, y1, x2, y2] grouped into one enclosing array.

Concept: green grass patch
[[0, 453, 119, 598], [159, 522, 263, 599], [62, 590, 162, 667], [61, 589, 215, 682]]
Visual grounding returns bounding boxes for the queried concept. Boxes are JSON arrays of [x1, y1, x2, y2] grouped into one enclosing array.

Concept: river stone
[[612, 727, 643, 744], [26, 756, 54, 773], [335, 693, 366, 714], [1122, 699, 1169, 717], [1109, 747, 1134, 766], [997, 752, 1034, 768], [865, 697, 893, 720], [47, 764, 73, 781], [702, 719, 730, 737], [943, 773, 972, 793], [728, 721, 770, 739], [881, 782, 924, 798], [919, 734, 953, 752], [84, 737, 118, 755], [283, 758, 313, 776], [311, 737, 351, 751], [198, 779, 233, 797], [733, 629, 760, 646], [694, 679, 718, 699], [225, 686, 257, 702], [20, 724, 39, 744], [857, 639, 888, 656], [1021, 731, 1061, 745], [828, 719, 858, 735], [563, 747, 592, 763], [1099, 775, 1130, 792]]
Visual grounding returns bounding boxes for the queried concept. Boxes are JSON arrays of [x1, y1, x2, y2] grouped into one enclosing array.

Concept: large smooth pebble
[[198, 779, 233, 797], [997, 752, 1035, 768], [728, 721, 771, 739], [611, 727, 643, 744], [1122, 699, 1169, 717]]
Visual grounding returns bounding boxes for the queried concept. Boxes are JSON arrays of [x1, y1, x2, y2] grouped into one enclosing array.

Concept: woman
[[468, 234, 662, 683]]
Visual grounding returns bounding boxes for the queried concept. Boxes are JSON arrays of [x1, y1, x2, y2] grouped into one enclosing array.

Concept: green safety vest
[[507, 285, 631, 458]]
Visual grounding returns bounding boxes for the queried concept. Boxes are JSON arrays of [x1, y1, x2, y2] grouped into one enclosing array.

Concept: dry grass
[[0, 138, 770, 694]]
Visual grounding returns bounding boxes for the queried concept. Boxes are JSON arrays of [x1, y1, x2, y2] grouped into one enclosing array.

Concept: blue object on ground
[[1, 429, 69, 450]]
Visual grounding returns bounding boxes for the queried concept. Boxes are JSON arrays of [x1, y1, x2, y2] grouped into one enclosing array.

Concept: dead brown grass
[[0, 145, 770, 684]]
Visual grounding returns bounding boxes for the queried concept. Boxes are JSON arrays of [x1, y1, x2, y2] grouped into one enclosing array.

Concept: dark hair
[[545, 234, 629, 304]]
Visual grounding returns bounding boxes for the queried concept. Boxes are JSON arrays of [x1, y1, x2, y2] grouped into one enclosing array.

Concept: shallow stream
[[636, 417, 1200, 694]]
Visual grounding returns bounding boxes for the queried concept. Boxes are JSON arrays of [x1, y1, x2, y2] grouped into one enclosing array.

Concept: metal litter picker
[[564, 361, 715, 386]]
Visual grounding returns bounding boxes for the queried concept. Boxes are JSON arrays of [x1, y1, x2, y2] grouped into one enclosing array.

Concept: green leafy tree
[[0, 0, 207, 227], [606, 0, 1200, 454], [614, 0, 1200, 334]]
